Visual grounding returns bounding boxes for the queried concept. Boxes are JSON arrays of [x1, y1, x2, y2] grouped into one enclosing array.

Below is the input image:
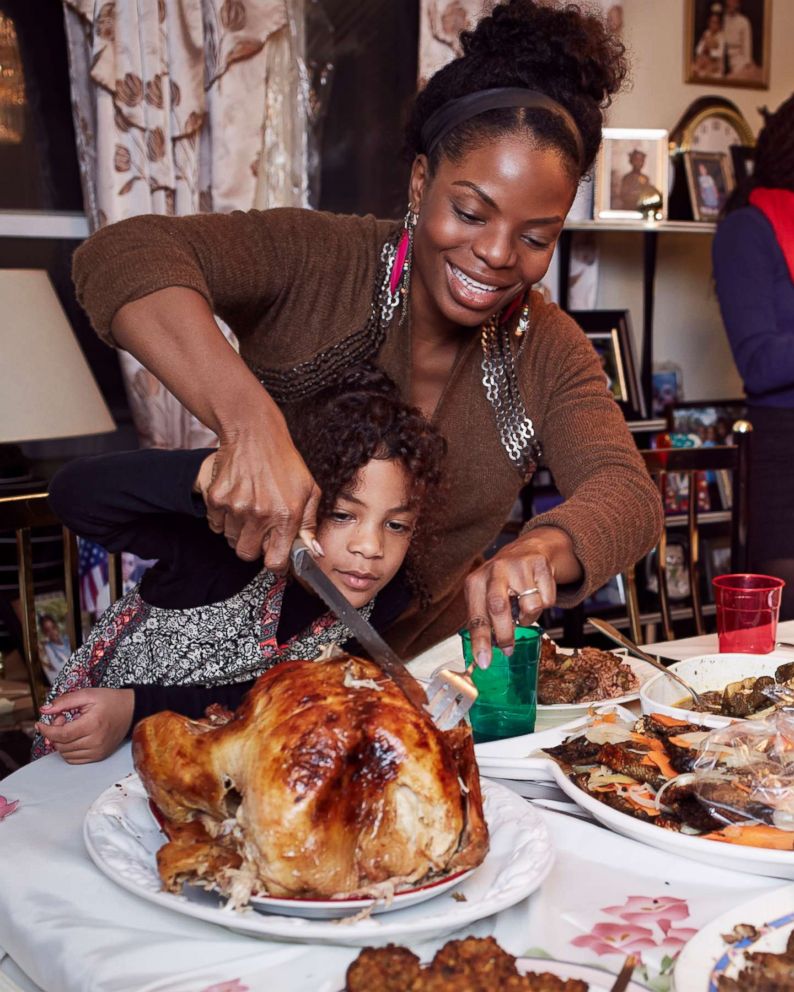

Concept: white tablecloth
[[2, 623, 792, 992]]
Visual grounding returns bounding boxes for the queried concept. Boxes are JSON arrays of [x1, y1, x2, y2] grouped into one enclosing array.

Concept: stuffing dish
[[542, 710, 794, 851], [132, 655, 488, 909], [718, 926, 794, 991], [538, 637, 639, 705], [345, 936, 588, 991], [675, 661, 794, 718]]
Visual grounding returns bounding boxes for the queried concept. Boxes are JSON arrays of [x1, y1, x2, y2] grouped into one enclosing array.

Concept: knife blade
[[290, 539, 428, 710]]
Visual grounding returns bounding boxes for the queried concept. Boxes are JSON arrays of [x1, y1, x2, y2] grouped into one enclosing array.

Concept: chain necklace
[[480, 311, 541, 481], [253, 229, 540, 479]]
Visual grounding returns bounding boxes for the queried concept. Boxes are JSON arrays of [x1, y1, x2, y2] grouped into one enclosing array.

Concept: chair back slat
[[622, 424, 752, 641], [15, 528, 48, 712], [1, 486, 128, 718]]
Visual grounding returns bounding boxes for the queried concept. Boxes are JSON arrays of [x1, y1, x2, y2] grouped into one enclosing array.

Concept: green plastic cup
[[459, 625, 540, 743]]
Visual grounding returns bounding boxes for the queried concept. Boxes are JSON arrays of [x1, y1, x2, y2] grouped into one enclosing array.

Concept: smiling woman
[[70, 0, 663, 662]]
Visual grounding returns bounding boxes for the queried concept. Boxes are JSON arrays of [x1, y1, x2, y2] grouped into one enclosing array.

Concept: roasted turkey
[[132, 655, 488, 906]]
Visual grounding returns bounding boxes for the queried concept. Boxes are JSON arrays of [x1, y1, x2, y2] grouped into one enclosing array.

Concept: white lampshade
[[0, 269, 115, 443]]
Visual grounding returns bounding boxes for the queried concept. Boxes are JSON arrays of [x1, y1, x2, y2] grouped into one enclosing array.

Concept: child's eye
[[329, 510, 354, 523], [386, 520, 413, 534]]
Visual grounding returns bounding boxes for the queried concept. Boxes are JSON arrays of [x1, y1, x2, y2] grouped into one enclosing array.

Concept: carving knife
[[290, 539, 428, 710]]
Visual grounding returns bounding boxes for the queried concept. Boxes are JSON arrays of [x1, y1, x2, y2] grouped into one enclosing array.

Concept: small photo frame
[[684, 150, 734, 220], [570, 309, 646, 419], [35, 592, 72, 685], [668, 400, 747, 444], [685, 0, 771, 90], [652, 365, 684, 417], [594, 128, 669, 221]]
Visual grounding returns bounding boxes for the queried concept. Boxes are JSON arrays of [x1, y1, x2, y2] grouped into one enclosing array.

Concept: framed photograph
[[570, 309, 646, 419], [652, 365, 684, 417], [730, 143, 755, 184], [685, 0, 771, 89], [683, 150, 734, 220], [668, 399, 747, 444], [34, 592, 72, 685], [594, 128, 669, 221]]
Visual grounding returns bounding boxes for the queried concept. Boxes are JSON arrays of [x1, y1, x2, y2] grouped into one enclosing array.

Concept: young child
[[33, 365, 445, 764]]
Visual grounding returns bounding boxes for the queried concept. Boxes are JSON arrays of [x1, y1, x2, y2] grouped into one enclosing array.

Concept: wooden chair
[[622, 420, 753, 644], [0, 489, 123, 716]]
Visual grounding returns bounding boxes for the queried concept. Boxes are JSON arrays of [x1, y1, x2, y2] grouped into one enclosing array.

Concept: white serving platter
[[83, 773, 554, 946]]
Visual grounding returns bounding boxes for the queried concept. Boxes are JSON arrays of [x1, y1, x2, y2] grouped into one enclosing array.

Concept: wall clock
[[670, 96, 755, 155], [668, 97, 755, 218]]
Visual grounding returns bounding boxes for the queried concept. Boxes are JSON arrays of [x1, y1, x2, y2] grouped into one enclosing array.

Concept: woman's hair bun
[[407, 0, 628, 175]]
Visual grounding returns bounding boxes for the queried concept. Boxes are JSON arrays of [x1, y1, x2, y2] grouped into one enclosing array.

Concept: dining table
[[1, 621, 792, 992]]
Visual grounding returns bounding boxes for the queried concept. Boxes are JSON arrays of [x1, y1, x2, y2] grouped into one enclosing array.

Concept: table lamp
[[0, 269, 115, 444]]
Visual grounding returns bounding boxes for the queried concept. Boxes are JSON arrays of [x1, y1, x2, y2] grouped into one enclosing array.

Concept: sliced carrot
[[650, 713, 691, 728], [668, 735, 698, 749], [704, 824, 794, 850], [641, 751, 678, 779]]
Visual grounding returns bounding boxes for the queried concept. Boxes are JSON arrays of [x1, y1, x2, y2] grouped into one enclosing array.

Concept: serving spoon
[[586, 617, 705, 708]]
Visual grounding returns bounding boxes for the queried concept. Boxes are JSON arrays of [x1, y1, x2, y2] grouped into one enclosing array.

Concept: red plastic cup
[[712, 573, 786, 654]]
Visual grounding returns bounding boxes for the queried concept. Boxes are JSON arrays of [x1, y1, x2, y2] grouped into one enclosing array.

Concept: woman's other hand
[[464, 526, 582, 668]]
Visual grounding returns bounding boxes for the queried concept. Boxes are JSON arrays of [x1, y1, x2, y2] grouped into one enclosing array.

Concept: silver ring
[[516, 587, 539, 599]]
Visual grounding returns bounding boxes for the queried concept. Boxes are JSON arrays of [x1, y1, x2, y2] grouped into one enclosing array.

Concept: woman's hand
[[36, 688, 135, 764], [204, 418, 322, 571], [464, 526, 582, 668]]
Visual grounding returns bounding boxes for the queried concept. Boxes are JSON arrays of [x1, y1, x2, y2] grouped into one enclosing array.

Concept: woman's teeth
[[450, 263, 501, 293]]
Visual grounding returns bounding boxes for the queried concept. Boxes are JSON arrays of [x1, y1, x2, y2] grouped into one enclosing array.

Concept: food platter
[[674, 883, 794, 991], [477, 709, 794, 880], [84, 774, 554, 946]]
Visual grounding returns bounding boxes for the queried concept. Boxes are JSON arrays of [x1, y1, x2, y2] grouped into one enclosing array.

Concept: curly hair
[[724, 93, 794, 213], [406, 0, 628, 179], [289, 363, 446, 604]]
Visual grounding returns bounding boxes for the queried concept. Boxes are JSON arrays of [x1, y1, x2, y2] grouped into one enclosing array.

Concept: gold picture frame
[[685, 0, 771, 90]]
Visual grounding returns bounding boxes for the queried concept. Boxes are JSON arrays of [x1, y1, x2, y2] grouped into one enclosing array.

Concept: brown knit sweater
[[73, 207, 663, 656]]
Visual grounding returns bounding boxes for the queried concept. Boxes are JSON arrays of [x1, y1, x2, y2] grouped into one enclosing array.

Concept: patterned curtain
[[62, 0, 308, 448]]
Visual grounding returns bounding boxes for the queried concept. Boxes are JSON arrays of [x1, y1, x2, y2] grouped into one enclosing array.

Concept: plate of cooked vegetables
[[539, 708, 794, 879]]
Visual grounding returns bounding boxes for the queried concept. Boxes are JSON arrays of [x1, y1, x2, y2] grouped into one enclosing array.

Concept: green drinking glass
[[459, 625, 541, 743]]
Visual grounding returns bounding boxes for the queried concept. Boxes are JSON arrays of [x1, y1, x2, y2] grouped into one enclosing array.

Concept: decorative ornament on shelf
[[0, 13, 25, 145]]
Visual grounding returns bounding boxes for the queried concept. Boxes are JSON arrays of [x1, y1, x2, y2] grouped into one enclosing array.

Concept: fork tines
[[425, 665, 478, 732]]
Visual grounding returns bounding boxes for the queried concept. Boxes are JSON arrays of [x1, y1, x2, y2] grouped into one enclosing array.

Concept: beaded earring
[[389, 207, 418, 302], [515, 299, 531, 337]]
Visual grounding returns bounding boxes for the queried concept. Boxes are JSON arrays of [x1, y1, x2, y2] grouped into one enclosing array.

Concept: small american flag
[[78, 539, 109, 615]]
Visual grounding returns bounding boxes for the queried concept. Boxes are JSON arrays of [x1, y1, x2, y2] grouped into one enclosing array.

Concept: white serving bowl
[[639, 651, 790, 728]]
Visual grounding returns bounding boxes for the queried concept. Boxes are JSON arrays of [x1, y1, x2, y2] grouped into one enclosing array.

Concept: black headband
[[420, 87, 585, 167]]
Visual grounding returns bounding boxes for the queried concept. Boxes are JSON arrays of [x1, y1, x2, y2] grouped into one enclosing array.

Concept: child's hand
[[36, 688, 135, 764], [194, 452, 217, 503]]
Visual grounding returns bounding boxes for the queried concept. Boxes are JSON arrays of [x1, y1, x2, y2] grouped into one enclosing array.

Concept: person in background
[[694, 6, 725, 79], [713, 93, 794, 618], [723, 0, 754, 79], [32, 365, 445, 763], [71, 0, 663, 666]]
